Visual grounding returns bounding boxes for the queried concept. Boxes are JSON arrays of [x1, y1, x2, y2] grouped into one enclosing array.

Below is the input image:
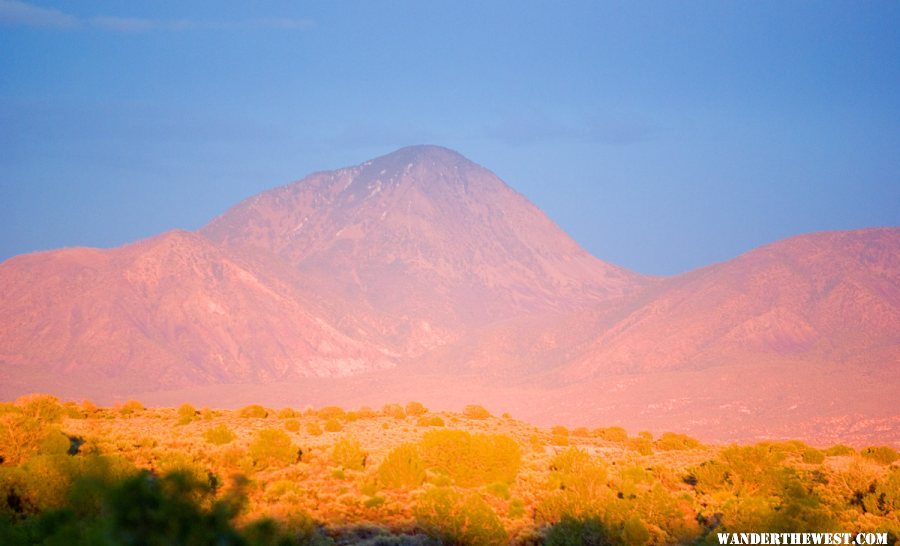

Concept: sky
[[1, 1, 898, 275]]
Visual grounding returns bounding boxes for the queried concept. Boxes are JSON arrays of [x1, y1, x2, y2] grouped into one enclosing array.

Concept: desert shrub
[[318, 406, 346, 420], [637, 431, 653, 441], [238, 404, 268, 418], [824, 444, 856, 457], [249, 429, 298, 469], [594, 426, 629, 443], [378, 443, 426, 489], [861, 446, 899, 465], [203, 424, 235, 445], [801, 447, 825, 464], [462, 405, 491, 420], [628, 437, 653, 455], [382, 404, 406, 419], [177, 403, 196, 425], [538, 448, 609, 523], [551, 434, 570, 447], [414, 487, 507, 546], [16, 394, 64, 423], [0, 410, 69, 466], [508, 498, 526, 518], [277, 407, 299, 419], [416, 416, 444, 427], [356, 406, 377, 419], [656, 432, 702, 451], [80, 400, 98, 416], [284, 419, 301, 432], [419, 430, 521, 487], [323, 419, 342, 432], [306, 421, 324, 436], [571, 427, 590, 437], [551, 425, 569, 437], [118, 400, 144, 416], [332, 438, 366, 471], [545, 515, 615, 546], [405, 402, 428, 416]]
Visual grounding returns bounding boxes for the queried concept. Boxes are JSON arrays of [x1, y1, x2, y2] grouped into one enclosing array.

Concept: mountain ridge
[[1, 146, 897, 444]]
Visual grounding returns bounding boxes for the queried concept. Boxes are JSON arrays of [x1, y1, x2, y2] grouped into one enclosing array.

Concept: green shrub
[[861, 446, 899, 465], [378, 443, 426, 489], [238, 404, 268, 418], [545, 515, 614, 546], [332, 438, 366, 471], [203, 424, 235, 445], [249, 429, 298, 469]]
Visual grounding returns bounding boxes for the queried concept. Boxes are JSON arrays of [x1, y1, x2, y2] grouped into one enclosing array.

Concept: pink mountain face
[[1, 146, 897, 445]]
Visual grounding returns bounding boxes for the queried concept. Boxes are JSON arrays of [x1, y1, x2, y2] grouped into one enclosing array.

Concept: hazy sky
[[2, 1, 898, 275]]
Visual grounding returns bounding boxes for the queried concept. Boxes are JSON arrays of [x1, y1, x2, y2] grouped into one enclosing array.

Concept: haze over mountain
[[1, 146, 897, 445]]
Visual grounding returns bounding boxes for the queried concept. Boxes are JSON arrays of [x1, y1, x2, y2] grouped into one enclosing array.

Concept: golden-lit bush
[[382, 403, 406, 419], [656, 432, 702, 451], [177, 403, 197, 425], [249, 429, 298, 469], [405, 401, 428, 416], [419, 430, 521, 487], [118, 400, 144, 416], [462, 405, 491, 420], [414, 486, 507, 546], [203, 424, 235, 445], [306, 421, 323, 436], [551, 425, 569, 437], [861, 446, 899, 465], [378, 443, 425, 489], [824, 444, 856, 457], [318, 406, 346, 420], [238, 404, 268, 418], [323, 419, 342, 432], [594, 426, 629, 443], [277, 407, 299, 419], [331, 437, 366, 471], [801, 447, 825, 464], [283, 419, 300, 432], [416, 415, 445, 427]]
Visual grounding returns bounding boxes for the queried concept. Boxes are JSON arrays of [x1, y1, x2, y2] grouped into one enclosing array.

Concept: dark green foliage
[[545, 515, 615, 546]]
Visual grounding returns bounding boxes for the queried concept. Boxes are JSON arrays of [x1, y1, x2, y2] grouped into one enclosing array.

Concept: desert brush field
[[1, 394, 898, 545]]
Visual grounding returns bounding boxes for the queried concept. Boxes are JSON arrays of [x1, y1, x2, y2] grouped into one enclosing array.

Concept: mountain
[[200, 145, 644, 359], [0, 145, 897, 445]]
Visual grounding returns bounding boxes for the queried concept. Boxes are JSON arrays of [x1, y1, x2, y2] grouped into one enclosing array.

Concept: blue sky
[[2, 1, 898, 275]]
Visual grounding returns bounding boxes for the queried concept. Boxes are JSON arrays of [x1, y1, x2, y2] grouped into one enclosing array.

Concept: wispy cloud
[[0, 0, 78, 28], [0, 1, 314, 32], [486, 113, 654, 147]]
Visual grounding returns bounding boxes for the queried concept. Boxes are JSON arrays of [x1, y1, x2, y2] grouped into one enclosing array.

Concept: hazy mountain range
[[2, 146, 897, 445]]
